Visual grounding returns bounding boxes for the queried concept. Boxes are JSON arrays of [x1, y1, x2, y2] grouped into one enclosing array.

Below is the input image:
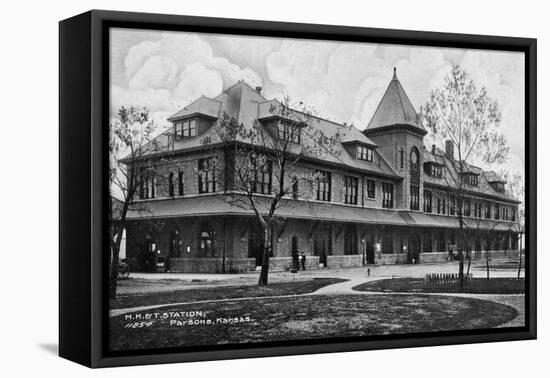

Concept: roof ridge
[[394, 80, 409, 122], [366, 80, 391, 129], [262, 98, 353, 130]]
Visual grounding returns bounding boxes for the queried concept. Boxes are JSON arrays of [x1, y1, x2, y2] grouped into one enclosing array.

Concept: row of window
[[336, 173, 392, 207], [141, 159, 515, 222], [140, 161, 394, 208], [139, 158, 217, 199], [421, 189, 517, 221]]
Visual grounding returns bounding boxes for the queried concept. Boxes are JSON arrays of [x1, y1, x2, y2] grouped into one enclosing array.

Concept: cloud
[[111, 30, 263, 128], [111, 29, 525, 176]]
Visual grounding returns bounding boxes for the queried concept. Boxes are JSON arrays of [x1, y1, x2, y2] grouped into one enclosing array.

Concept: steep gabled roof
[[422, 146, 519, 203], [340, 125, 377, 147], [366, 68, 427, 135], [127, 80, 399, 179], [167, 96, 222, 121], [485, 171, 505, 183]]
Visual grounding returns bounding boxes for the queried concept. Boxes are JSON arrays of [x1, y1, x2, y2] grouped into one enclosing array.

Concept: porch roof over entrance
[[126, 194, 517, 232]]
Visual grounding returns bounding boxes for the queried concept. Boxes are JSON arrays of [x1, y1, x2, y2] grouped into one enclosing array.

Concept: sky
[[110, 28, 525, 177]]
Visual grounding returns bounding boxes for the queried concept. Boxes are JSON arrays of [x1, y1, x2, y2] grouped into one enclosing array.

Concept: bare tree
[[203, 97, 338, 285], [419, 65, 509, 289], [501, 171, 525, 279], [109, 106, 164, 299]]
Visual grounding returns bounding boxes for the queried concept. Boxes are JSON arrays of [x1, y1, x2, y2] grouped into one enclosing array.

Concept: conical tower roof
[[365, 68, 426, 135]]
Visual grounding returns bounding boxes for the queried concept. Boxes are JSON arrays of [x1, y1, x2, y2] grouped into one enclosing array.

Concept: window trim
[[198, 158, 217, 194], [344, 175, 358, 205], [168, 172, 174, 197], [174, 118, 197, 140], [423, 189, 433, 213], [277, 121, 301, 144], [357, 145, 373, 162], [410, 185, 420, 211], [178, 171, 184, 196], [366, 179, 375, 199], [382, 182, 394, 209], [316, 170, 332, 202]]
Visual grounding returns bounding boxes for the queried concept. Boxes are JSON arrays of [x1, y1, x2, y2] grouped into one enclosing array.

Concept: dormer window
[[464, 173, 479, 187], [357, 145, 373, 162], [277, 122, 301, 144], [174, 118, 197, 140], [488, 181, 505, 193], [425, 163, 443, 178]]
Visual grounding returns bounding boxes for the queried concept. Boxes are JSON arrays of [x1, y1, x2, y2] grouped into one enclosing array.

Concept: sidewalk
[[129, 259, 524, 283]]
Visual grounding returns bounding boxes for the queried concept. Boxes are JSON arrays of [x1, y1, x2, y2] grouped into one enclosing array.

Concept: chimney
[[445, 140, 454, 160], [431, 144, 436, 154], [255, 86, 262, 95]]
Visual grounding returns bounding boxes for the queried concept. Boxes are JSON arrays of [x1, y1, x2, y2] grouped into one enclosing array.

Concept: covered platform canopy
[[126, 194, 516, 232]]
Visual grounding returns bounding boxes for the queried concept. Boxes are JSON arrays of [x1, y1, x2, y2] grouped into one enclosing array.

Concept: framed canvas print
[[59, 10, 537, 368]]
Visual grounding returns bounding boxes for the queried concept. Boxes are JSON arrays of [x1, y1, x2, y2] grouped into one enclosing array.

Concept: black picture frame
[[59, 9, 537, 368]]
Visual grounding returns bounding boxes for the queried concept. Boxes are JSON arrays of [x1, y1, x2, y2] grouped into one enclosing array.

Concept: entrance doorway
[[408, 235, 421, 264], [313, 224, 331, 267], [248, 224, 264, 266], [366, 235, 375, 264], [344, 224, 358, 255]]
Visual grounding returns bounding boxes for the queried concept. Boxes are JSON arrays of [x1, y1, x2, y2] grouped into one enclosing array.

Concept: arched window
[[410, 146, 420, 169], [199, 225, 214, 257], [178, 171, 184, 196], [168, 172, 174, 197]]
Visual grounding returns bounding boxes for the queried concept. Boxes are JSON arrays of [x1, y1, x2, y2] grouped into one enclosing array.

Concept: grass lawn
[[109, 294, 518, 351], [110, 277, 346, 310], [352, 278, 525, 294]]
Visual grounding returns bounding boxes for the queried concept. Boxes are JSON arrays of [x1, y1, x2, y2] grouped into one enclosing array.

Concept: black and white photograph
[[3, 0, 547, 375], [107, 26, 529, 352]]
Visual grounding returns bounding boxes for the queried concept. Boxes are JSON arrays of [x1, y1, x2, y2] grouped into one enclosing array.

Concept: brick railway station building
[[121, 69, 520, 273]]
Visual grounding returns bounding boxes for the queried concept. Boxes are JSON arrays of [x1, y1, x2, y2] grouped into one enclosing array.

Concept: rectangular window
[[366, 179, 375, 199], [198, 158, 216, 194], [485, 203, 491, 219], [277, 122, 301, 144], [175, 119, 197, 139], [430, 164, 443, 178], [344, 176, 358, 205], [473, 202, 482, 218], [494, 203, 501, 220], [138, 167, 155, 199], [464, 198, 471, 217], [511, 207, 517, 222], [357, 146, 373, 162], [253, 160, 272, 194], [423, 190, 433, 213], [437, 197, 442, 214], [449, 194, 456, 216], [382, 183, 394, 209], [316, 170, 331, 202], [410, 185, 419, 210], [442, 198, 447, 215]]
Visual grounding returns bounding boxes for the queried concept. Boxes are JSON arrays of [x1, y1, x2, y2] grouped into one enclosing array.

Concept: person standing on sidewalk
[[301, 252, 307, 271]]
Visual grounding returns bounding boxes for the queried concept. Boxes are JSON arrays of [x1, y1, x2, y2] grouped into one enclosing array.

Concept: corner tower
[[363, 68, 427, 210]]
